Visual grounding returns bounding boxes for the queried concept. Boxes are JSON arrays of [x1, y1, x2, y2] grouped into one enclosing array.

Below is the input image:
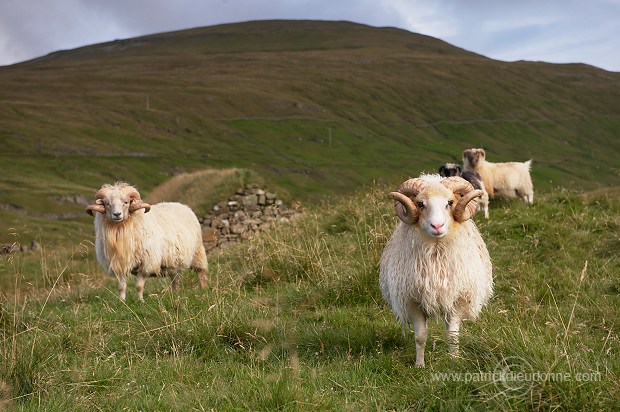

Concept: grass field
[[1, 185, 618, 410]]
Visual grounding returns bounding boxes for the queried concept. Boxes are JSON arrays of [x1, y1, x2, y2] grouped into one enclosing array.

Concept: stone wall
[[1, 240, 41, 254], [199, 184, 301, 253]]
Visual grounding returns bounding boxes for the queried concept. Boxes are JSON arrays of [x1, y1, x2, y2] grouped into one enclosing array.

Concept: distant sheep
[[379, 174, 493, 367], [438, 163, 462, 177], [439, 163, 489, 219], [86, 182, 208, 301], [462, 148, 533, 203]]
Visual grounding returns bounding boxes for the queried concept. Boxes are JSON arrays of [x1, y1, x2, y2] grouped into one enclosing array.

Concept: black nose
[[113, 212, 121, 217]]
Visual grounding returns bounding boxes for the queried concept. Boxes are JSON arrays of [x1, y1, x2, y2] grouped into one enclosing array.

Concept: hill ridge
[[22, 19, 480, 66]]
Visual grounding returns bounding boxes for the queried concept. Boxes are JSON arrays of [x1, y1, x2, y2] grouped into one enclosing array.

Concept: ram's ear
[[389, 178, 428, 225], [389, 192, 419, 225], [129, 201, 151, 213], [441, 177, 482, 222], [453, 190, 482, 222], [87, 186, 111, 215], [86, 204, 105, 216]]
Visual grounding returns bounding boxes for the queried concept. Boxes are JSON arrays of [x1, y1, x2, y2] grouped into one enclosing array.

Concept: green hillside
[[1, 20, 619, 241]]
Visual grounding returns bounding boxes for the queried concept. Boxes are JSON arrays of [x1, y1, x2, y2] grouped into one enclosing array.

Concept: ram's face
[[463, 149, 485, 169], [101, 190, 131, 223], [415, 186, 455, 239], [439, 163, 461, 177]]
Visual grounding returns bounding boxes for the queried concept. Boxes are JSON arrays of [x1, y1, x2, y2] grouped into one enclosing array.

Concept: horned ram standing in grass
[[86, 182, 208, 301], [379, 174, 493, 367]]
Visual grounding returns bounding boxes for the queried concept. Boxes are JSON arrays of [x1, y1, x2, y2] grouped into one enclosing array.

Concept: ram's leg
[[192, 247, 208, 289], [196, 269, 207, 289], [118, 277, 127, 301], [445, 314, 462, 357], [517, 189, 534, 204], [136, 274, 146, 302], [482, 195, 489, 219], [409, 302, 428, 368]]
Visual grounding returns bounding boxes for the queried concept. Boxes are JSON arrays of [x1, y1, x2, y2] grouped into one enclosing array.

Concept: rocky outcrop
[[199, 184, 301, 253]]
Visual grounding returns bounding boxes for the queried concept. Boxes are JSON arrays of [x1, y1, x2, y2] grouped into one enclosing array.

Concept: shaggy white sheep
[[462, 148, 534, 204], [86, 182, 208, 301], [379, 174, 493, 367]]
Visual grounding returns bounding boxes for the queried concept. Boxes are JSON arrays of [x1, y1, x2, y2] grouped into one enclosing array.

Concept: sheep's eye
[[416, 202, 425, 210], [447, 200, 454, 208]]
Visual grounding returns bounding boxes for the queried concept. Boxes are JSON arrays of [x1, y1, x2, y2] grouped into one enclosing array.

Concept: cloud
[[387, 0, 459, 38], [480, 16, 560, 33], [0, 0, 413, 65], [0, 0, 618, 71], [0, 0, 134, 64], [429, 0, 620, 70]]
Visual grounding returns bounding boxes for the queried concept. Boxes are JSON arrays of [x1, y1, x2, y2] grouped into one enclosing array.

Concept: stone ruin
[[200, 184, 302, 253]]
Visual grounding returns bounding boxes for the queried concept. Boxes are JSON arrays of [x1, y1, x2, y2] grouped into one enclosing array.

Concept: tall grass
[[0, 186, 618, 410]]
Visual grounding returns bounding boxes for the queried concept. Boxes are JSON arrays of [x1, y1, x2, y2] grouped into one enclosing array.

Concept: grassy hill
[[1, 19, 619, 243], [1, 185, 618, 410]]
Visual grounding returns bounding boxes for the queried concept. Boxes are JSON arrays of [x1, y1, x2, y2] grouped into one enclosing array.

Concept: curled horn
[[441, 177, 483, 222], [122, 186, 151, 213], [86, 187, 110, 216], [388, 178, 427, 225]]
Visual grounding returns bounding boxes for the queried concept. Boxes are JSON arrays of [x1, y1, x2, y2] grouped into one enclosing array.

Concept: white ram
[[379, 174, 493, 367], [462, 148, 533, 204], [86, 182, 208, 301]]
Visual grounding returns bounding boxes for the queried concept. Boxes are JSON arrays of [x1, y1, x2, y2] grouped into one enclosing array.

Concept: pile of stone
[[1, 240, 41, 254], [200, 184, 301, 253]]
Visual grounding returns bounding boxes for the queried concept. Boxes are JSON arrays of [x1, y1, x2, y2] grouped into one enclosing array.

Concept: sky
[[1, 0, 619, 72]]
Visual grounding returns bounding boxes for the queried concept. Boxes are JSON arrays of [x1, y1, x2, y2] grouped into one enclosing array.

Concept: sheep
[[439, 163, 490, 219], [438, 162, 462, 177], [462, 148, 534, 204], [86, 182, 208, 301], [379, 174, 493, 367]]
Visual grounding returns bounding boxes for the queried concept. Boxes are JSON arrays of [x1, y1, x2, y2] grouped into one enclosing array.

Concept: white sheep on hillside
[[462, 148, 534, 204], [379, 174, 493, 367], [86, 182, 208, 301]]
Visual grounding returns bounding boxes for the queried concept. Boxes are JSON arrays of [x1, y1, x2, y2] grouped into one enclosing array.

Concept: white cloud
[[0, 0, 618, 71], [480, 16, 560, 33], [387, 0, 459, 39]]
